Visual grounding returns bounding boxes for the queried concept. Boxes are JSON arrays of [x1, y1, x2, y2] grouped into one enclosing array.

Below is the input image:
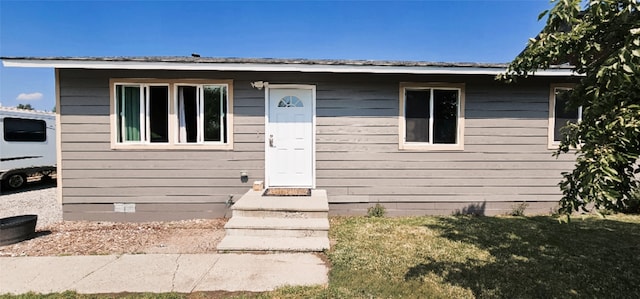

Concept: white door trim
[[264, 84, 316, 188]]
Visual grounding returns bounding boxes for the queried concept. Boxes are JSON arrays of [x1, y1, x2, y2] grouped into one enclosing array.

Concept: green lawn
[[269, 214, 640, 298], [4, 215, 640, 299]]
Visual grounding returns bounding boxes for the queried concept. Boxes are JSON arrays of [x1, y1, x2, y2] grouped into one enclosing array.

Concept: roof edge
[[1, 56, 577, 76]]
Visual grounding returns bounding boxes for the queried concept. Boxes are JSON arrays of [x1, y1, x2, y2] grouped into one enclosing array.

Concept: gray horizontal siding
[[58, 70, 264, 208], [315, 169, 566, 178], [63, 169, 252, 178], [58, 69, 576, 219], [313, 76, 574, 207]]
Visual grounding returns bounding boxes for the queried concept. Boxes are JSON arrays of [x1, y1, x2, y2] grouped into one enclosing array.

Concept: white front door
[[266, 85, 315, 187]]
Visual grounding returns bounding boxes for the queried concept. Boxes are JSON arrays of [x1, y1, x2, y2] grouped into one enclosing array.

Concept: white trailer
[[0, 107, 56, 190]]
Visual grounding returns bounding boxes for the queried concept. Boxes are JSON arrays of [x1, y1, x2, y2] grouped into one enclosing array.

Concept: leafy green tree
[[500, 0, 640, 215], [16, 103, 34, 110]]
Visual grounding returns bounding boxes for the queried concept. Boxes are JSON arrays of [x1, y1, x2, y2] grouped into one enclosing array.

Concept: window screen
[[554, 88, 579, 142], [433, 90, 458, 144], [178, 86, 198, 143], [405, 90, 430, 142], [203, 85, 225, 142], [116, 85, 142, 142], [149, 86, 169, 143]]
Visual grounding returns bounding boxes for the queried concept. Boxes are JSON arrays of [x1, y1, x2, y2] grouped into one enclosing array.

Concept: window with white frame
[[401, 83, 464, 149], [176, 84, 228, 144], [113, 80, 230, 147], [551, 86, 581, 144], [115, 84, 169, 143]]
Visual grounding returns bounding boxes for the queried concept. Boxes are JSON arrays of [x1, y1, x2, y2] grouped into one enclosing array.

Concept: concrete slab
[[171, 254, 222, 293], [0, 253, 328, 294], [72, 254, 176, 293], [225, 217, 330, 230], [0, 255, 118, 294], [195, 253, 328, 292], [72, 254, 220, 293], [233, 190, 329, 212], [217, 236, 330, 251]]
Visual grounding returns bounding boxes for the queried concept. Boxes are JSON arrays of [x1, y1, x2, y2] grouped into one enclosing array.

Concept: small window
[[115, 84, 169, 143], [278, 96, 303, 107], [550, 86, 581, 145], [401, 83, 464, 150], [3, 117, 46, 142], [177, 84, 228, 143]]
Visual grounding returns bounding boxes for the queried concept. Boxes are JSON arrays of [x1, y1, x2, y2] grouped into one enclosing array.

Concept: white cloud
[[16, 92, 43, 101]]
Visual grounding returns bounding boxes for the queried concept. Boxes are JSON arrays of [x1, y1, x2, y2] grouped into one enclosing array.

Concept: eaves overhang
[[1, 56, 578, 76]]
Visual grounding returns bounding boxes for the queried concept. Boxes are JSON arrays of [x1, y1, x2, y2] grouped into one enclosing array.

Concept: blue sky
[[0, 0, 553, 111]]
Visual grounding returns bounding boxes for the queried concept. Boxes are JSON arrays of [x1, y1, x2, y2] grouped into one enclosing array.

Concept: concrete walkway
[[0, 253, 328, 295]]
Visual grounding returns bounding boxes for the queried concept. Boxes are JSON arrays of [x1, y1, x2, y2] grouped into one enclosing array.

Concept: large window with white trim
[[550, 86, 581, 145], [400, 83, 464, 149], [112, 80, 231, 148]]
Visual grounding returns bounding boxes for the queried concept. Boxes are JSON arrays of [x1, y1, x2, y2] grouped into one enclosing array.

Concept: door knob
[[269, 135, 274, 147]]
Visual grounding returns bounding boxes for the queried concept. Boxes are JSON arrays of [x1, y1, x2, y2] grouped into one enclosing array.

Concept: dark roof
[[0, 56, 574, 69]]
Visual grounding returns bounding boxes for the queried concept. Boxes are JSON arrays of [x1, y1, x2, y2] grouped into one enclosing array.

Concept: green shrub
[[621, 189, 640, 214], [509, 202, 529, 216], [367, 203, 386, 217]]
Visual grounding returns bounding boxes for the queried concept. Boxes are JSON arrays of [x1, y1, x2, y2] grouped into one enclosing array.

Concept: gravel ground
[[0, 184, 62, 229], [0, 182, 226, 257]]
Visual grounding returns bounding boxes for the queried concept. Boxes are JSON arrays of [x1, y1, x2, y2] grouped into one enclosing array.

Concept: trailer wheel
[[4, 173, 27, 190]]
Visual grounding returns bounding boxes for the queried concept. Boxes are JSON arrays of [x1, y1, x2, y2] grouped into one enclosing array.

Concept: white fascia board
[[2, 59, 577, 76]]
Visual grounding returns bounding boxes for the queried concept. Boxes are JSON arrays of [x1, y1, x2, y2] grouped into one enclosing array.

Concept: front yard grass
[[269, 214, 640, 298]]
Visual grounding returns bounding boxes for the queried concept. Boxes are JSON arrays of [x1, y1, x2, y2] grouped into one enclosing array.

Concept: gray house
[[3, 57, 579, 221]]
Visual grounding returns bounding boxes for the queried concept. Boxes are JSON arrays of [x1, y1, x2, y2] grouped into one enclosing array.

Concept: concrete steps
[[217, 189, 330, 252], [225, 217, 329, 237], [217, 236, 330, 252]]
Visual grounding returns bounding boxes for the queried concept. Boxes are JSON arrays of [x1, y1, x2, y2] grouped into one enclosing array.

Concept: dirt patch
[[0, 218, 227, 257]]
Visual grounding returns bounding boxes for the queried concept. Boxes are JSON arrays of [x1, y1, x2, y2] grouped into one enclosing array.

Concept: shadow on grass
[[454, 201, 486, 216], [406, 216, 640, 298]]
